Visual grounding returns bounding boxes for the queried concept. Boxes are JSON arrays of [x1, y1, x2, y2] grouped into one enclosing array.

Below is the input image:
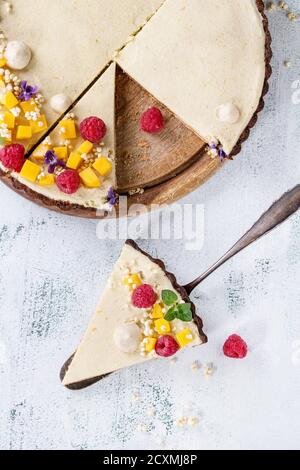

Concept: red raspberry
[[131, 284, 157, 308], [140, 107, 165, 134], [80, 116, 107, 143], [223, 334, 248, 359], [0, 144, 25, 172], [56, 170, 80, 195], [155, 335, 179, 357]]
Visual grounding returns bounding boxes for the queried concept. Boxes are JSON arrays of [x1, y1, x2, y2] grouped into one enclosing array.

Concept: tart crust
[[0, 0, 272, 217]]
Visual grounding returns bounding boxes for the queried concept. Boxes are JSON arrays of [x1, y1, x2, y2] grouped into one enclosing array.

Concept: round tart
[[0, 0, 271, 218]]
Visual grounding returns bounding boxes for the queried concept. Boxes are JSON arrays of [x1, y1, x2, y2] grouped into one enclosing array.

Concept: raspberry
[[155, 335, 179, 357], [140, 107, 165, 134], [131, 284, 157, 308], [223, 334, 248, 359], [0, 144, 25, 172], [56, 170, 80, 195], [79, 116, 107, 143]]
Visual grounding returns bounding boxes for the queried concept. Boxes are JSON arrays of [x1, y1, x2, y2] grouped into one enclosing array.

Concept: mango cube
[[0, 112, 15, 129], [0, 57, 6, 67], [0, 79, 5, 89], [123, 273, 142, 290], [2, 91, 19, 110], [67, 152, 82, 170], [151, 304, 164, 319], [20, 100, 38, 114], [154, 318, 171, 335], [59, 119, 77, 139], [32, 144, 51, 160], [79, 167, 101, 188], [53, 146, 68, 160], [176, 328, 194, 348], [144, 337, 157, 353], [16, 125, 32, 140], [20, 160, 41, 183], [77, 140, 93, 154], [30, 115, 48, 134], [39, 174, 55, 186], [93, 156, 112, 177]]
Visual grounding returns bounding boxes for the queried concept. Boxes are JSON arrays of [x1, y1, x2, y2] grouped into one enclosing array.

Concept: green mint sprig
[[162, 290, 192, 322]]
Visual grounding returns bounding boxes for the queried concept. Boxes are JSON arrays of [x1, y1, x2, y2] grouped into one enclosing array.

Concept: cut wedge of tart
[[0, 0, 271, 216], [61, 240, 207, 390], [0, 0, 164, 147]]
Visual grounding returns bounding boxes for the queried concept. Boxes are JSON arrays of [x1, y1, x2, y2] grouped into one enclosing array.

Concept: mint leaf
[[176, 303, 193, 322], [164, 306, 177, 321], [162, 290, 178, 306]]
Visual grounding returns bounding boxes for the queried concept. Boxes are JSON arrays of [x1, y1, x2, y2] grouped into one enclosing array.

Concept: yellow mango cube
[[32, 144, 51, 160], [20, 100, 38, 114], [53, 146, 68, 161], [144, 337, 157, 353], [79, 167, 101, 188], [151, 304, 164, 319], [0, 112, 15, 129], [154, 318, 171, 335], [0, 57, 6, 67], [93, 156, 112, 177], [77, 140, 93, 154], [30, 115, 48, 134], [16, 125, 32, 140], [67, 152, 82, 170], [123, 273, 142, 290], [59, 119, 77, 139], [176, 328, 194, 348], [39, 174, 55, 186], [2, 91, 19, 110], [0, 79, 5, 88], [20, 160, 41, 183]]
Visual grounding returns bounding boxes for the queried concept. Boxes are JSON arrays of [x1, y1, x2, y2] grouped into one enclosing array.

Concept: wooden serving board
[[115, 66, 206, 192]]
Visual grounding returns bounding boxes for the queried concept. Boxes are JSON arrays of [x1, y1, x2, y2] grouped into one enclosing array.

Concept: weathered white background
[[0, 2, 300, 450]]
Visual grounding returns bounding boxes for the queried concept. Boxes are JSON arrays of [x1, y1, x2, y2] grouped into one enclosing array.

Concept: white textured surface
[[0, 2, 300, 450]]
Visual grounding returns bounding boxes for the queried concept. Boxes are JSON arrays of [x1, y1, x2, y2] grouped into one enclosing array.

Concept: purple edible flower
[[107, 187, 119, 206], [19, 80, 39, 102], [44, 150, 66, 174], [218, 147, 227, 161]]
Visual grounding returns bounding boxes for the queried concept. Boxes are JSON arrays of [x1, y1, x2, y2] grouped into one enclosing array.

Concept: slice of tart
[[117, 0, 268, 156], [0, 63, 117, 212], [61, 240, 207, 389], [0, 0, 164, 147]]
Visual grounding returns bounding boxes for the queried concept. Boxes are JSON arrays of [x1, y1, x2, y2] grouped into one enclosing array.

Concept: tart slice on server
[[61, 240, 207, 389]]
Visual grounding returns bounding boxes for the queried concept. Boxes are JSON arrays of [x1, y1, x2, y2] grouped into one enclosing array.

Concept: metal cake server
[[184, 185, 300, 294]]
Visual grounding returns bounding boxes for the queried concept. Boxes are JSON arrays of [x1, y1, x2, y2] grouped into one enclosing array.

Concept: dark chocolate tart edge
[[60, 239, 207, 390], [0, 0, 272, 218]]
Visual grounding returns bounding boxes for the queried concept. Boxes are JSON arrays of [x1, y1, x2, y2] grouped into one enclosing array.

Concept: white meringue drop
[[216, 103, 240, 124], [5, 41, 32, 70], [113, 323, 141, 354], [50, 94, 72, 114]]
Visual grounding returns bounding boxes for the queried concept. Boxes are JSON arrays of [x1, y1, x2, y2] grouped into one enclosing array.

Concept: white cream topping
[[113, 323, 142, 353], [216, 103, 241, 124], [50, 94, 72, 114], [63, 243, 203, 386], [117, 0, 266, 154], [4, 40, 32, 70]]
